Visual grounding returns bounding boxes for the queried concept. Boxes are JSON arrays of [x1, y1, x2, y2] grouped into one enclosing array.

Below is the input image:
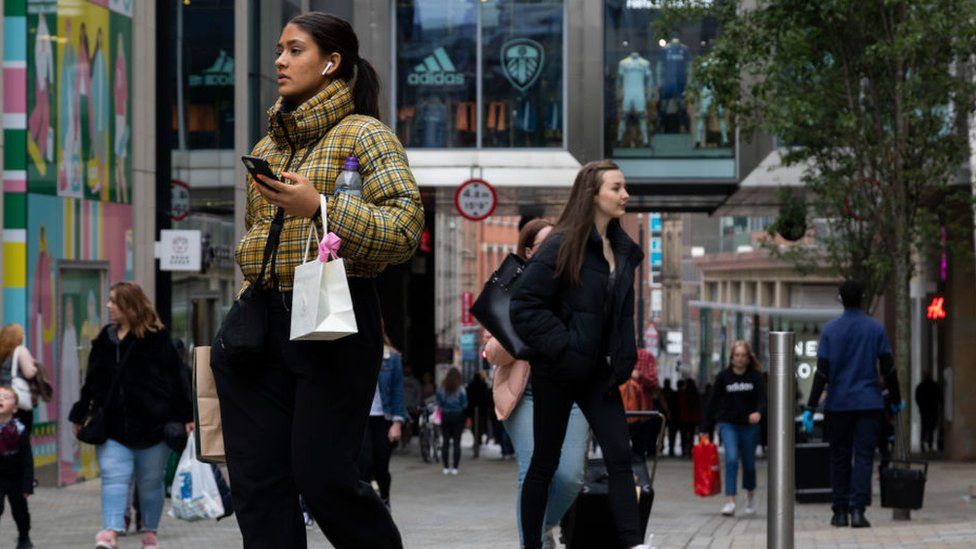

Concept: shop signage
[[408, 47, 465, 87], [461, 292, 474, 326], [926, 296, 946, 320], [644, 323, 659, 354], [501, 38, 545, 92], [454, 178, 497, 221], [666, 330, 683, 355], [170, 179, 190, 221], [794, 338, 818, 380], [189, 50, 234, 87], [157, 230, 202, 272]]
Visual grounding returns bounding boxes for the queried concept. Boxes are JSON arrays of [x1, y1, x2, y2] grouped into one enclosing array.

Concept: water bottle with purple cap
[[334, 156, 362, 198]]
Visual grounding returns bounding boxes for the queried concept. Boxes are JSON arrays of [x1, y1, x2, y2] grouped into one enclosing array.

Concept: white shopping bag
[[290, 195, 359, 341], [168, 440, 225, 522]]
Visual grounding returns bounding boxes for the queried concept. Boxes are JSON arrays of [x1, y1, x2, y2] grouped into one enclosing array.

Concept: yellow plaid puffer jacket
[[235, 80, 424, 290]]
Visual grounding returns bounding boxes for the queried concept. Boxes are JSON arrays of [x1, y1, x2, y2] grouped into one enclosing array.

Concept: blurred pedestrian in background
[[359, 334, 405, 510], [700, 341, 765, 517], [437, 368, 468, 475], [0, 385, 34, 549], [69, 281, 192, 549]]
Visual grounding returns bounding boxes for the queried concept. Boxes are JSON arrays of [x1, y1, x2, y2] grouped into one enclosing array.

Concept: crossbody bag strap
[[260, 134, 328, 289]]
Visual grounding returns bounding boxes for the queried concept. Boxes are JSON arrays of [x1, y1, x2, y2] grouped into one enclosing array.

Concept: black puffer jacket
[[69, 326, 192, 449], [511, 221, 643, 388]]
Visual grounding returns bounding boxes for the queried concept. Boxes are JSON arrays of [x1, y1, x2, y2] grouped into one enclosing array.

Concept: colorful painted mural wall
[[3, 0, 133, 486]]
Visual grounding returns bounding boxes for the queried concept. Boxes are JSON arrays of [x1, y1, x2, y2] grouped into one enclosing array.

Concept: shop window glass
[[396, 0, 478, 148], [604, 1, 733, 159], [481, 0, 563, 148]]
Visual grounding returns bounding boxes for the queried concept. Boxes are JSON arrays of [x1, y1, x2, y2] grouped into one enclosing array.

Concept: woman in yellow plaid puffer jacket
[[216, 12, 419, 549]]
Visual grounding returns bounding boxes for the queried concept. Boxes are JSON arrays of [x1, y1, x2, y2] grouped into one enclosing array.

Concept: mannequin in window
[[616, 52, 652, 148], [657, 38, 692, 134], [692, 58, 729, 148], [418, 95, 448, 147]]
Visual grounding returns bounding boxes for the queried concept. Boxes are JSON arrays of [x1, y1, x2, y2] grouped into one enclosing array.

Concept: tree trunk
[[892, 193, 913, 521]]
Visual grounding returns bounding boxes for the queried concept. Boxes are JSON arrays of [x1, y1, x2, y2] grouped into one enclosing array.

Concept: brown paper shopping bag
[[193, 346, 225, 463]]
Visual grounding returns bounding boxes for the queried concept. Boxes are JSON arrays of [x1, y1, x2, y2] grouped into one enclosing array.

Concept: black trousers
[[826, 410, 881, 512], [0, 473, 30, 537], [522, 369, 642, 549], [213, 281, 401, 549], [441, 411, 465, 469], [359, 416, 394, 501]]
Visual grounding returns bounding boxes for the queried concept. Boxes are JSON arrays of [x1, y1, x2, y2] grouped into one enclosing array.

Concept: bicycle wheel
[[420, 425, 432, 463]]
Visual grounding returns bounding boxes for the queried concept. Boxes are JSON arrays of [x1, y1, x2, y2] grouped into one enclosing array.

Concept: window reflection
[[605, 1, 733, 159], [481, 0, 563, 148], [396, 0, 478, 148]]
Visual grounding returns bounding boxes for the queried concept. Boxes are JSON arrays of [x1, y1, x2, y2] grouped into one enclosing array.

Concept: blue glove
[[801, 410, 814, 433], [890, 401, 905, 415]]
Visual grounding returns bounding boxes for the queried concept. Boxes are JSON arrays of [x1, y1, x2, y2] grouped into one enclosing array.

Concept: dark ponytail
[[288, 12, 381, 120]]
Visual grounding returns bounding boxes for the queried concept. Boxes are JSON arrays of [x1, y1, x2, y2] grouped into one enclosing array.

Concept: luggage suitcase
[[794, 416, 831, 503], [560, 411, 665, 549]]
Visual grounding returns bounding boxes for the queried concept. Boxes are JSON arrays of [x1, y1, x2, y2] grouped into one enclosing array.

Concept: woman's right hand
[[72, 423, 80, 436], [484, 337, 515, 368]]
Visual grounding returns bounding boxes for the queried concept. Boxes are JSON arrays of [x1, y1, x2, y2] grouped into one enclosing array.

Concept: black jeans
[[0, 473, 30, 538], [521, 369, 642, 549], [826, 409, 881, 512], [441, 411, 465, 469], [213, 281, 401, 549], [359, 416, 394, 501]]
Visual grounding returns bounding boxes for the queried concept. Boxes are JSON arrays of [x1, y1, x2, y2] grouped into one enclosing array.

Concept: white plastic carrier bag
[[169, 439, 225, 521]]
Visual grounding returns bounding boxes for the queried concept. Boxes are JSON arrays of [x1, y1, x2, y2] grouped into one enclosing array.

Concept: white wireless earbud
[[322, 61, 335, 76]]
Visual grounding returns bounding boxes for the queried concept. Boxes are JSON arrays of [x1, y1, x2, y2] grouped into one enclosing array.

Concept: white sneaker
[[450, 468, 459, 475], [745, 495, 756, 515], [721, 501, 736, 516], [442, 468, 450, 475]]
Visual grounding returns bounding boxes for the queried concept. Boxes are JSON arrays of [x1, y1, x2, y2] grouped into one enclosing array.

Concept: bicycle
[[418, 401, 441, 464]]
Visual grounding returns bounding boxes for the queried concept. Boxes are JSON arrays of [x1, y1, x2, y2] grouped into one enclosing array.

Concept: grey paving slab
[[13, 440, 976, 548]]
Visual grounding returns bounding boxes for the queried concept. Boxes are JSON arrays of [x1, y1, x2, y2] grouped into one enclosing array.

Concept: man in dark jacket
[[803, 281, 902, 529]]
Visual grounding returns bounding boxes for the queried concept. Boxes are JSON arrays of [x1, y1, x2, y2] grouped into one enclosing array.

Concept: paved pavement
[[14, 439, 976, 548]]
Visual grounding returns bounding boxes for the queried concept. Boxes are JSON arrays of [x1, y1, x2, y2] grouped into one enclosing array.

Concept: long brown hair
[[110, 281, 164, 338], [0, 324, 24, 364], [517, 218, 554, 260], [552, 160, 621, 286], [729, 340, 762, 371], [441, 367, 462, 395]]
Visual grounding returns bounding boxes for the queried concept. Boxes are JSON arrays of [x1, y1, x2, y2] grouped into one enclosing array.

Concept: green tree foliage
[[658, 0, 976, 464]]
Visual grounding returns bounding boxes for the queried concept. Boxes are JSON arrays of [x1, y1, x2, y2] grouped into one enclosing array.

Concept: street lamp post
[[637, 214, 645, 348]]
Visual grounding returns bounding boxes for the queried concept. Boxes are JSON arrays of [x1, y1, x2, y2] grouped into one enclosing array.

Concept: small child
[[0, 385, 34, 548], [620, 368, 650, 461]]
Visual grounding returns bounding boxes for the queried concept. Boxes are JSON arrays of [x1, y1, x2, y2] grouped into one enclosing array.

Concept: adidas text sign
[[408, 47, 465, 87]]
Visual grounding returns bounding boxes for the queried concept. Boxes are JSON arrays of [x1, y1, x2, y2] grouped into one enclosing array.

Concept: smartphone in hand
[[241, 155, 280, 192]]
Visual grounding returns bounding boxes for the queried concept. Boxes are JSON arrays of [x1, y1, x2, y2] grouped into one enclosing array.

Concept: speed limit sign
[[454, 178, 497, 221]]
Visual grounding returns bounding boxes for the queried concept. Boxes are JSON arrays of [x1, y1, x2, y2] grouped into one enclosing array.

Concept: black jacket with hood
[[510, 220, 644, 388], [69, 325, 192, 449]]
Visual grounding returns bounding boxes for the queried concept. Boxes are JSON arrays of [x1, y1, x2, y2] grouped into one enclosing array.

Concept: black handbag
[[212, 208, 284, 371], [77, 343, 134, 445], [469, 253, 532, 359]]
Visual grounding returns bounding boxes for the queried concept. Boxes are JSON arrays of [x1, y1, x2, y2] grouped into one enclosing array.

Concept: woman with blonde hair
[[0, 324, 39, 428], [699, 340, 766, 517], [69, 281, 192, 549]]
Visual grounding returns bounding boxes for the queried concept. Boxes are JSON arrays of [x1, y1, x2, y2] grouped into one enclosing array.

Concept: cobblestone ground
[[13, 439, 976, 548]]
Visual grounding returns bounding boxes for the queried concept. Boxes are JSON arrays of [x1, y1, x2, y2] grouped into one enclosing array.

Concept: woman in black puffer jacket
[[69, 281, 192, 549], [511, 160, 647, 549]]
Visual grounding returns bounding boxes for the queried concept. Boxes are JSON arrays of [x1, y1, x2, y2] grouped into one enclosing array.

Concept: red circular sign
[[454, 178, 497, 221], [170, 179, 191, 222]]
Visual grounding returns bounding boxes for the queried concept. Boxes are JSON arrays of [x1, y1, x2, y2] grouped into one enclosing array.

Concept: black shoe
[[831, 509, 849, 527], [850, 509, 871, 528], [16, 536, 34, 549]]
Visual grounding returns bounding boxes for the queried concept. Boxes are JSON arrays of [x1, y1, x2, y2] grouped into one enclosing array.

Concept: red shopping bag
[[693, 437, 722, 497]]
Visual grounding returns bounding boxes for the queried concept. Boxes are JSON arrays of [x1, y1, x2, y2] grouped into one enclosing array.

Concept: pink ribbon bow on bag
[[318, 232, 342, 262]]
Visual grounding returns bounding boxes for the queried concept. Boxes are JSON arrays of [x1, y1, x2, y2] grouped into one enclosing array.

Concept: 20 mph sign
[[454, 179, 497, 221]]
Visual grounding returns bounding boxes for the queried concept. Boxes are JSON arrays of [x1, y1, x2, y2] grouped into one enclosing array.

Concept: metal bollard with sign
[[768, 331, 795, 549]]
